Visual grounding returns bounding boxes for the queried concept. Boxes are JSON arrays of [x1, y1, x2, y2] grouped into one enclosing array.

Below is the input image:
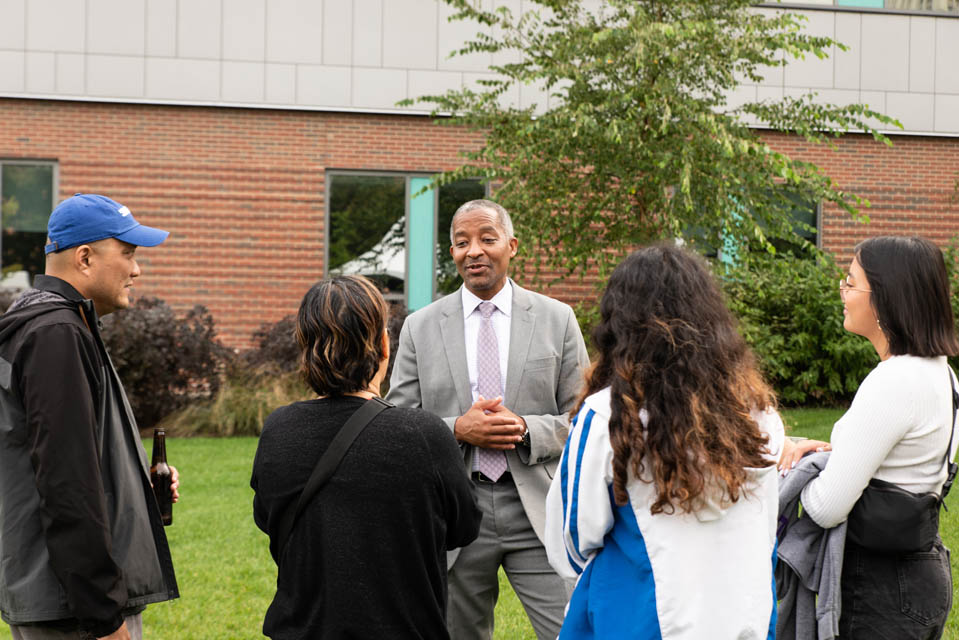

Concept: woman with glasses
[[251, 275, 481, 639], [779, 236, 958, 638], [545, 244, 785, 638]]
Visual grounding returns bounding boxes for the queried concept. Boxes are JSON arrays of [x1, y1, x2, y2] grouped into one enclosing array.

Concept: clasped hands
[[454, 396, 527, 449]]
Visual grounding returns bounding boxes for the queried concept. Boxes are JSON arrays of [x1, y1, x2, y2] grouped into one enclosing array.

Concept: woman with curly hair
[[545, 243, 784, 639]]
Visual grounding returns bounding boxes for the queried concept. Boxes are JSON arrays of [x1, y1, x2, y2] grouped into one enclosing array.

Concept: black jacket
[[0, 275, 178, 636]]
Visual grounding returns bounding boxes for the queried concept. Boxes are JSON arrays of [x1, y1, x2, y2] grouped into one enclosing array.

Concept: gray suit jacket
[[387, 281, 589, 547]]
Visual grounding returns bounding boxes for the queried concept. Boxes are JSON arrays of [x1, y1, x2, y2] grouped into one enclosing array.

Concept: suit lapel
[[505, 282, 534, 408], [439, 290, 473, 413]]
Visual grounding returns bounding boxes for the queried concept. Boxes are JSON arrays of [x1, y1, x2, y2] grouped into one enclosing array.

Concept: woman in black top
[[251, 275, 482, 640]]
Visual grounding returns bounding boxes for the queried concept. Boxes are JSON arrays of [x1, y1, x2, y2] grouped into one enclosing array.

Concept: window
[[326, 172, 486, 311], [846, 0, 957, 9], [769, 0, 958, 13], [768, 191, 820, 256], [327, 174, 406, 302], [1, 161, 57, 290], [838, 0, 887, 6], [683, 189, 819, 263]]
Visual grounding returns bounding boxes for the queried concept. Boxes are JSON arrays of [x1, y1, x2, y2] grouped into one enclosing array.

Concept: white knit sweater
[[802, 355, 958, 529]]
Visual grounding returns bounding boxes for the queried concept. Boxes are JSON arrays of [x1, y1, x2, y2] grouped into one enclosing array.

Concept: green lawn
[[782, 406, 843, 443], [0, 407, 956, 639]]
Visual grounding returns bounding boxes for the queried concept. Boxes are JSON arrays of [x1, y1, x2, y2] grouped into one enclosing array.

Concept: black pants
[[839, 538, 952, 639]]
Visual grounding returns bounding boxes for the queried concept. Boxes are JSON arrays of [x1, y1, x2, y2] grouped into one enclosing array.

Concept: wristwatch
[[520, 425, 530, 448]]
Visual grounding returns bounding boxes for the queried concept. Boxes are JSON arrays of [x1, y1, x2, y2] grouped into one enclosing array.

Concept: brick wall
[[2, 98, 957, 347], [0, 98, 484, 348], [537, 130, 959, 304], [762, 130, 959, 266]]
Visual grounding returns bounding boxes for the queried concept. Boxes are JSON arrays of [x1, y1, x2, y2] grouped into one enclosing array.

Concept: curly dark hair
[[579, 243, 776, 515], [296, 275, 388, 396]]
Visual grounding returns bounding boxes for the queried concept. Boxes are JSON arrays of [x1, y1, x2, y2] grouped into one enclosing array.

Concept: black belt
[[471, 471, 512, 484]]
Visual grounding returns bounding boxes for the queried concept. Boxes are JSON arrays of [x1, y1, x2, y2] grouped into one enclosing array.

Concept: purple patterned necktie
[[476, 301, 508, 481]]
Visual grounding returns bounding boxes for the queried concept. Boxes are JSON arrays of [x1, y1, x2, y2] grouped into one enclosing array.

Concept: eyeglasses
[[838, 277, 871, 296]]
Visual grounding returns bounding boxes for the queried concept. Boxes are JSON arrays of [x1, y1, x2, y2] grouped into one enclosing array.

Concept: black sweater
[[251, 396, 481, 640]]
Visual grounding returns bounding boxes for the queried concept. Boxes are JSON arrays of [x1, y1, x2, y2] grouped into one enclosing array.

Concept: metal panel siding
[[87, 0, 145, 56], [860, 14, 910, 91], [0, 0, 26, 50], [0, 1, 956, 136]]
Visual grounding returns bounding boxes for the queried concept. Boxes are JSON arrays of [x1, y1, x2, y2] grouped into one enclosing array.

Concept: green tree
[[942, 236, 959, 373], [409, 0, 898, 280]]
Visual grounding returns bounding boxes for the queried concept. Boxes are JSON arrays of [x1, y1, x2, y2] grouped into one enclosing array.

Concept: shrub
[[160, 366, 311, 436], [243, 314, 299, 374], [102, 297, 227, 428], [163, 313, 305, 437], [942, 236, 959, 373], [572, 300, 600, 356], [386, 303, 408, 384], [720, 249, 878, 406], [243, 302, 408, 383], [162, 302, 410, 436]]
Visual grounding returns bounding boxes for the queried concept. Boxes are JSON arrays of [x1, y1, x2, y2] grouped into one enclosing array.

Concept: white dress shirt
[[462, 280, 512, 403]]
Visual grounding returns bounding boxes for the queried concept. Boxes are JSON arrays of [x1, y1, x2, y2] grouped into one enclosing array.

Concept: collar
[[32, 274, 101, 330], [32, 274, 88, 303], [461, 279, 513, 319]]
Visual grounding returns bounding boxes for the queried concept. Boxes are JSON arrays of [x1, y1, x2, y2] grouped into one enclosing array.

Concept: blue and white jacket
[[545, 387, 784, 640]]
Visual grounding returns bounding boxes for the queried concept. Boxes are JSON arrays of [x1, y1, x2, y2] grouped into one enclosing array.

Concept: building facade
[[1, 0, 957, 346]]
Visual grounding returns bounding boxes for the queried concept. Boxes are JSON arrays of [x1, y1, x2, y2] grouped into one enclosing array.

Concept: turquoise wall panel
[[407, 178, 435, 311]]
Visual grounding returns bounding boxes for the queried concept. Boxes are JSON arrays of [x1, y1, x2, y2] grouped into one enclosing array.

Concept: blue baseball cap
[[45, 193, 170, 254]]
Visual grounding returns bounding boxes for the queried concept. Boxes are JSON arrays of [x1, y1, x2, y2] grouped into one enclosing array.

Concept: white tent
[[334, 219, 406, 302]]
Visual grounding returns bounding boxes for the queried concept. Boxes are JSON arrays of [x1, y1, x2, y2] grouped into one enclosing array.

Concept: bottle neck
[[152, 429, 167, 465]]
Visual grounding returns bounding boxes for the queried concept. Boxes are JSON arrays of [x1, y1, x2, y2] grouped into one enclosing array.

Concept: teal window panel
[[837, 0, 885, 7], [683, 189, 818, 265], [407, 177, 435, 311]]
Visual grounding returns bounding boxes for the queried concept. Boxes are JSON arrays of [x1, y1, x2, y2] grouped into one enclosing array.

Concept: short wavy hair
[[296, 275, 388, 396], [449, 199, 514, 243]]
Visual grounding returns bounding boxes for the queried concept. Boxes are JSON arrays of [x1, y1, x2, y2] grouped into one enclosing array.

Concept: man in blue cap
[[0, 194, 179, 640]]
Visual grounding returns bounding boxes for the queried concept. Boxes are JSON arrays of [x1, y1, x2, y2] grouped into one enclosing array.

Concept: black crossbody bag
[[274, 396, 393, 561], [846, 369, 959, 554]]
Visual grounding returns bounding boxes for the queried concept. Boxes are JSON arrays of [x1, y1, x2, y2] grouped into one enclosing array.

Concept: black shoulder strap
[[940, 367, 958, 503], [275, 396, 393, 559]]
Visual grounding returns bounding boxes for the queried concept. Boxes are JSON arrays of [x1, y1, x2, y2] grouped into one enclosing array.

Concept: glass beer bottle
[[151, 428, 173, 526]]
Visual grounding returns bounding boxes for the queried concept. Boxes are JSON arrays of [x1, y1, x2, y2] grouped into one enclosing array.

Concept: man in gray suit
[[387, 199, 589, 640]]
